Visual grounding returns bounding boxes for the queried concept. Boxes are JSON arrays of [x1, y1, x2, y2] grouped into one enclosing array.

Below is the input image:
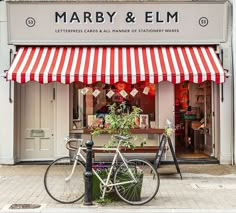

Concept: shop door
[[20, 82, 54, 161], [175, 82, 214, 157], [192, 82, 214, 156], [203, 82, 214, 156]]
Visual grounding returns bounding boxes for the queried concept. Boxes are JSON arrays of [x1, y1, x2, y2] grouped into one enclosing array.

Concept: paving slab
[[0, 164, 236, 212]]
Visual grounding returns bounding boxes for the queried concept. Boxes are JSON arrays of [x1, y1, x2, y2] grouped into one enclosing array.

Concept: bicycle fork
[[64, 158, 78, 182], [65, 146, 86, 182]]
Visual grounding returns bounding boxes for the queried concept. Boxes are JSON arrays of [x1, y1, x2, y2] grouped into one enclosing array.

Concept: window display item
[[92, 89, 101, 97], [130, 88, 138, 97], [119, 89, 128, 98], [139, 114, 149, 128], [81, 87, 89, 95], [87, 115, 96, 127], [143, 87, 150, 95], [106, 90, 115, 98]]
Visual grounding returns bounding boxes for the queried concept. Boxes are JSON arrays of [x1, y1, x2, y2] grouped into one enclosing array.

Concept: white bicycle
[[44, 135, 160, 205]]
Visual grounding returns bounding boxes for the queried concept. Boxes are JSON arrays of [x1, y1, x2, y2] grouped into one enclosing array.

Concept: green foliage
[[92, 168, 120, 203], [91, 102, 146, 148], [164, 119, 174, 137], [95, 197, 113, 205], [165, 127, 173, 137], [92, 163, 143, 204]]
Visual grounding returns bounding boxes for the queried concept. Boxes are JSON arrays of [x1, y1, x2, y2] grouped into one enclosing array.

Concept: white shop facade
[[0, 0, 233, 164]]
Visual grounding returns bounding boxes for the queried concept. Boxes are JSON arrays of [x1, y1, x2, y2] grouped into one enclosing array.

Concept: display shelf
[[82, 128, 165, 134]]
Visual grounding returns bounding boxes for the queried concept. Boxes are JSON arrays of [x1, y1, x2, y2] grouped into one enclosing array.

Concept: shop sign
[[7, 1, 228, 45]]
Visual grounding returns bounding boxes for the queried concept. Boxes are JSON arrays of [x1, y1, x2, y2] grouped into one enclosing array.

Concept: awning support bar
[[9, 49, 13, 103], [221, 84, 224, 102], [220, 49, 224, 102], [9, 81, 12, 103]]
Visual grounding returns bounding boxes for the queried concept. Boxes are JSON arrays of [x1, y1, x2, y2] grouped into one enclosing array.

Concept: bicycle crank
[[100, 179, 113, 193]]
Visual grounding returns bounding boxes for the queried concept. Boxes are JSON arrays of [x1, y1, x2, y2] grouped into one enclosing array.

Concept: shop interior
[[174, 81, 213, 158], [72, 81, 156, 130], [71, 80, 213, 159]]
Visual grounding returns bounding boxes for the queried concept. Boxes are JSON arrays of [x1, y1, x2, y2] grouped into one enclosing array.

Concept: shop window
[[71, 82, 156, 129]]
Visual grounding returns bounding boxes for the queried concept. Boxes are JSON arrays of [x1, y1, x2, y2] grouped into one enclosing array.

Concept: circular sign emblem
[[199, 17, 208, 27], [26, 17, 36, 27]]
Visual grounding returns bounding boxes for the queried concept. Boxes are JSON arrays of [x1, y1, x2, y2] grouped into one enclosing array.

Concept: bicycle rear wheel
[[44, 157, 85, 204], [114, 159, 160, 205]]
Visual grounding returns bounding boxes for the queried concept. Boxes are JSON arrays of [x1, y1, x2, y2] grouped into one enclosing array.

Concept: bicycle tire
[[114, 159, 160, 205], [44, 157, 85, 204]]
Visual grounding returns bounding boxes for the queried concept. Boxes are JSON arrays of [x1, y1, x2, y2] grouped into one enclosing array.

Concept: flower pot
[[92, 167, 143, 202], [92, 168, 120, 201]]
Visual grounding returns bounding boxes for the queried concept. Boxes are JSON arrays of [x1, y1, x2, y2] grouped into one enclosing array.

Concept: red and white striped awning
[[7, 46, 225, 84]]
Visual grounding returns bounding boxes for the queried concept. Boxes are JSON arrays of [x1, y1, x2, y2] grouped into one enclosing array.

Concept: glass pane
[[72, 82, 156, 129]]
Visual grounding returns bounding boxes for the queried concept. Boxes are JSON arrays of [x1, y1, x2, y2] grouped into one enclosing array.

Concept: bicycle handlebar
[[65, 135, 130, 151], [65, 138, 83, 151]]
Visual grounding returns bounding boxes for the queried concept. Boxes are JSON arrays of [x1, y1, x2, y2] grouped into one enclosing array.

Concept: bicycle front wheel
[[114, 159, 160, 205], [44, 157, 85, 204]]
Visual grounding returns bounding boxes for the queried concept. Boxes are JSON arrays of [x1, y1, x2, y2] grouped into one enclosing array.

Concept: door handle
[[53, 88, 56, 100]]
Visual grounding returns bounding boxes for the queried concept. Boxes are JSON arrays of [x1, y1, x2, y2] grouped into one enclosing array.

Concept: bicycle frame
[[66, 138, 138, 199]]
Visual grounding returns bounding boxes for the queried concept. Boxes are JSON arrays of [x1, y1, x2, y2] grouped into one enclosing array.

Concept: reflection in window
[[72, 82, 155, 129]]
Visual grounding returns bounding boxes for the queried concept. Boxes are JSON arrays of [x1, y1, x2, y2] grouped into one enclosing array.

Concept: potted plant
[[91, 102, 145, 202], [91, 101, 146, 149]]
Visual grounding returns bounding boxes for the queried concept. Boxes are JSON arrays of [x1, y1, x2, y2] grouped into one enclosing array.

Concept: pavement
[[1, 163, 236, 213]]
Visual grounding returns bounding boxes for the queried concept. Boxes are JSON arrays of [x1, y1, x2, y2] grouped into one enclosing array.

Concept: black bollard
[[83, 139, 94, 206]]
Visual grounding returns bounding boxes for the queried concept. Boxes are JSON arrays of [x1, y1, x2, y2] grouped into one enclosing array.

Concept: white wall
[[219, 45, 233, 164], [157, 82, 175, 129], [157, 82, 175, 160], [218, 1, 234, 164], [232, 0, 236, 165], [54, 83, 70, 158], [0, 1, 15, 164]]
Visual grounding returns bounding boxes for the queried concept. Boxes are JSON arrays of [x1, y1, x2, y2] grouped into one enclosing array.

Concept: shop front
[[3, 0, 233, 164]]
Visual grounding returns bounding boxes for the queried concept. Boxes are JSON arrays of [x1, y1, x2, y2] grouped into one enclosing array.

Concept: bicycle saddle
[[113, 135, 131, 140]]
